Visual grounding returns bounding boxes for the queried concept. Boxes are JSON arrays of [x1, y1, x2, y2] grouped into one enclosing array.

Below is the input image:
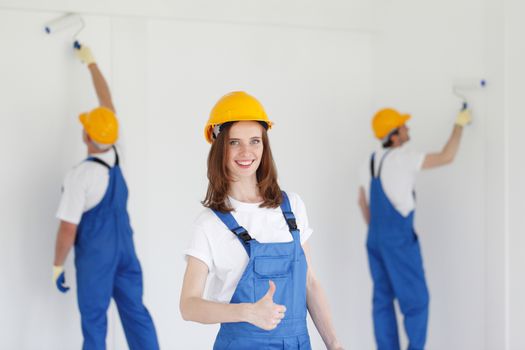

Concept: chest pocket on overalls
[[254, 256, 293, 314]]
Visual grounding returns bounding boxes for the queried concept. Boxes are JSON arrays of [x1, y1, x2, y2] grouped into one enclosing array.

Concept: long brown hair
[[202, 122, 282, 212]]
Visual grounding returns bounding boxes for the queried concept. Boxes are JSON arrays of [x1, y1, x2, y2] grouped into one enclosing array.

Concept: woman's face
[[226, 121, 264, 180]]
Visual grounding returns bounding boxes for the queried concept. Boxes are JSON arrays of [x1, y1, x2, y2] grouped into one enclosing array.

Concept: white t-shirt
[[56, 147, 120, 225], [359, 145, 425, 217], [184, 192, 313, 303]]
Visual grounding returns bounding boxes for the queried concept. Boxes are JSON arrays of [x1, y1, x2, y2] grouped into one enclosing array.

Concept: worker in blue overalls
[[180, 91, 344, 349], [358, 107, 472, 350], [52, 43, 159, 350]]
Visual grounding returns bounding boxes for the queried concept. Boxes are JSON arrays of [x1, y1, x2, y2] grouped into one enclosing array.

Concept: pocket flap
[[254, 257, 292, 277]]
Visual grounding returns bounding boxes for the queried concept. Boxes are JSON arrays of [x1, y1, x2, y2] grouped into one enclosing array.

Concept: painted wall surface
[[0, 0, 377, 31], [484, 0, 507, 347], [506, 0, 525, 349]]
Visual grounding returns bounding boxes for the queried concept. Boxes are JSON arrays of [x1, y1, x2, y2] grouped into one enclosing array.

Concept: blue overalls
[[74, 147, 159, 350], [212, 192, 311, 350], [367, 151, 429, 350]]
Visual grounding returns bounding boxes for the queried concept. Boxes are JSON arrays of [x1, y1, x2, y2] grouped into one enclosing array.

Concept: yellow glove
[[75, 45, 96, 66], [53, 265, 70, 293], [455, 109, 472, 127]]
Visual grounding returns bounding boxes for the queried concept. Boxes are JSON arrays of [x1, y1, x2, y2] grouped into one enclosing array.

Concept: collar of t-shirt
[[88, 147, 116, 167], [228, 196, 264, 212], [374, 143, 407, 158]]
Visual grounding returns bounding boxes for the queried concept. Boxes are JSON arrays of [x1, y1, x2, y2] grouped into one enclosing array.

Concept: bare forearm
[[358, 188, 370, 225], [307, 279, 341, 349], [359, 202, 370, 225], [88, 63, 115, 112], [53, 224, 77, 266], [181, 297, 251, 324], [440, 125, 463, 162], [423, 125, 464, 169]]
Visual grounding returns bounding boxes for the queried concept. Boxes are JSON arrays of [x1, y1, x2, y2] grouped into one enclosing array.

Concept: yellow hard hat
[[79, 106, 119, 145], [204, 91, 273, 143], [372, 108, 411, 139]]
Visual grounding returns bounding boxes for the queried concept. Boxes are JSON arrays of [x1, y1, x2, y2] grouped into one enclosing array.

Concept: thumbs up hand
[[247, 280, 286, 330]]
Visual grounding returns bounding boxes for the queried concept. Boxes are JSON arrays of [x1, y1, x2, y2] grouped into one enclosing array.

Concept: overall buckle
[[286, 218, 298, 231], [232, 227, 252, 242]]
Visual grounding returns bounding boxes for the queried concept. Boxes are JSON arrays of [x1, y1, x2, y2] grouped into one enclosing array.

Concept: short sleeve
[[290, 193, 313, 245], [55, 170, 86, 225], [406, 150, 426, 173], [183, 224, 214, 271]]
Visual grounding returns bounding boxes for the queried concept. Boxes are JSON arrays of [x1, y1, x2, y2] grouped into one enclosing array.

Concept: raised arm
[[422, 110, 471, 169], [75, 44, 115, 113], [180, 256, 286, 330], [303, 243, 344, 350]]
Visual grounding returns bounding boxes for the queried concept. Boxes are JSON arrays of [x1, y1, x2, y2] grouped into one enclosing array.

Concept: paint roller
[[453, 79, 486, 110], [44, 13, 84, 49]]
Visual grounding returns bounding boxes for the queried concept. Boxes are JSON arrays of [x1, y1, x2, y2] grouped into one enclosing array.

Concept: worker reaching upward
[[358, 107, 472, 350], [52, 43, 159, 350]]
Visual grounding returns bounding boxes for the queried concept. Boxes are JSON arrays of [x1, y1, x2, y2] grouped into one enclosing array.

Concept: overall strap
[[212, 210, 252, 256], [86, 157, 111, 170], [280, 192, 301, 261], [370, 149, 393, 179], [112, 145, 119, 166], [85, 146, 118, 170], [280, 192, 299, 234], [370, 153, 376, 178]]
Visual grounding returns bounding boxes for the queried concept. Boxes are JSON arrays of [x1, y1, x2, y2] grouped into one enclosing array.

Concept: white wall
[[0, 0, 377, 32], [484, 0, 507, 347], [506, 0, 525, 349]]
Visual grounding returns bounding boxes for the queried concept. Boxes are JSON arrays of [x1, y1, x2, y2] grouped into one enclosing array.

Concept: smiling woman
[[179, 91, 344, 350]]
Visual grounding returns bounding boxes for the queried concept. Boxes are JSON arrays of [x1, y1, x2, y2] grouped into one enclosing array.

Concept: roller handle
[[73, 40, 81, 49]]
